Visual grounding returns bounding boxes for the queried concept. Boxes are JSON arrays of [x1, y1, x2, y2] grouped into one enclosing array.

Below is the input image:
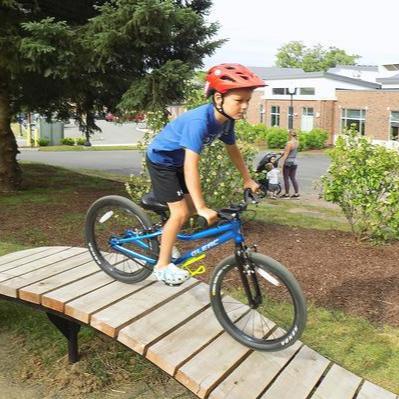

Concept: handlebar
[[196, 189, 259, 228]]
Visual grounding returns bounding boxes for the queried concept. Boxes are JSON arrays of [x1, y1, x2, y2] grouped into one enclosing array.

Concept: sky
[[203, 0, 398, 69]]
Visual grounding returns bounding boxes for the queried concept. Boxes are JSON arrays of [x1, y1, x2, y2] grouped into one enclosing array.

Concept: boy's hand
[[244, 179, 260, 193], [197, 207, 218, 225]]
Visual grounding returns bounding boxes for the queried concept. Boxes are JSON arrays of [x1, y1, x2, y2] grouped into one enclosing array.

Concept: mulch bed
[[2, 188, 398, 327], [205, 222, 399, 327]]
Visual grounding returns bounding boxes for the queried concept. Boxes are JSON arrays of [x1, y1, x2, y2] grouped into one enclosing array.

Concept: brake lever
[[217, 210, 235, 221]]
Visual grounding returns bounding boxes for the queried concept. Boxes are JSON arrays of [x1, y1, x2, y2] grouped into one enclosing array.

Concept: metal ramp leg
[[46, 313, 81, 363]]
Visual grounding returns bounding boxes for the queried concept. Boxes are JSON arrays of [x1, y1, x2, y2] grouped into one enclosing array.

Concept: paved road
[[63, 120, 146, 146], [18, 149, 330, 195]]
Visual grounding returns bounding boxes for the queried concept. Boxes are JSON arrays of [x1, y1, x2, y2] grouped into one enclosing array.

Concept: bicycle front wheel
[[210, 252, 306, 351], [85, 195, 159, 283]]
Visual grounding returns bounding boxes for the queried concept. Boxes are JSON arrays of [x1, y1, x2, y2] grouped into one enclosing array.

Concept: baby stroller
[[256, 152, 282, 197]]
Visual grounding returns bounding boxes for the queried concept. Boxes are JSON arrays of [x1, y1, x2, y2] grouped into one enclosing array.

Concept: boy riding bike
[[146, 64, 266, 285]]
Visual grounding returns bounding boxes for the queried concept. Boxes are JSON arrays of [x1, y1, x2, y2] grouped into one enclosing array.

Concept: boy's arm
[[184, 149, 205, 210], [184, 149, 218, 223], [225, 144, 259, 191]]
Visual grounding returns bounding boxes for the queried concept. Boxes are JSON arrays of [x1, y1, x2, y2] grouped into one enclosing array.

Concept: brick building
[[335, 90, 399, 144], [246, 65, 399, 146]]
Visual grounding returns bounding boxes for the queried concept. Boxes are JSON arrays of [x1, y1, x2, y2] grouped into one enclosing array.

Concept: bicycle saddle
[[140, 192, 169, 212]]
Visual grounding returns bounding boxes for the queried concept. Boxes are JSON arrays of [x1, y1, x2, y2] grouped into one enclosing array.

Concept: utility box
[[39, 119, 64, 145]]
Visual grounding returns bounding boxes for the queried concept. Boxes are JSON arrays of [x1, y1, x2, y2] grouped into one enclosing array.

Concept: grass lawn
[[252, 198, 350, 232], [0, 163, 398, 396]]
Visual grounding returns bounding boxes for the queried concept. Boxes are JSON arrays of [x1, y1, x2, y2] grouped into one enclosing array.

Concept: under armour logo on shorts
[[176, 190, 184, 197]]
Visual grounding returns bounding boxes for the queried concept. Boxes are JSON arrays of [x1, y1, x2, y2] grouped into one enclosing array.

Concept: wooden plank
[[0, 248, 87, 285], [64, 277, 157, 323], [0, 247, 70, 272], [41, 272, 114, 312], [19, 259, 100, 304], [146, 299, 249, 376], [174, 310, 276, 398], [208, 336, 302, 399], [357, 381, 396, 399], [259, 346, 330, 399], [91, 278, 198, 338], [175, 333, 250, 398], [118, 283, 211, 354], [310, 364, 362, 399], [0, 247, 52, 267], [0, 251, 93, 297]]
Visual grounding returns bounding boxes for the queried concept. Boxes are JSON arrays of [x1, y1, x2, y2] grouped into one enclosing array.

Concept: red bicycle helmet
[[205, 63, 266, 96]]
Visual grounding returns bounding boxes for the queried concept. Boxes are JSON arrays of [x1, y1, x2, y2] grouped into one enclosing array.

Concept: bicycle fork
[[234, 245, 262, 309]]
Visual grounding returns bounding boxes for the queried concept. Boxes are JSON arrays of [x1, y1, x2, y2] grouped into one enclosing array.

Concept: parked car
[[105, 112, 118, 122]]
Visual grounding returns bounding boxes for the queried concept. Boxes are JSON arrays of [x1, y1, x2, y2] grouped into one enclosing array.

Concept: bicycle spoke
[[86, 197, 158, 283]]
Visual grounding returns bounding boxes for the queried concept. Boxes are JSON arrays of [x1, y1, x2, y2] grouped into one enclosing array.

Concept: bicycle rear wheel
[[210, 252, 306, 351], [85, 195, 159, 283]]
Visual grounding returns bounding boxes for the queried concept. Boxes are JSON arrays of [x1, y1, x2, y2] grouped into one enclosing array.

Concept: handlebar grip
[[244, 188, 259, 204], [197, 215, 209, 229]]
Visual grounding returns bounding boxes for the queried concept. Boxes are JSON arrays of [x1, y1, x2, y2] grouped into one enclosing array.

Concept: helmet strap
[[212, 93, 234, 120]]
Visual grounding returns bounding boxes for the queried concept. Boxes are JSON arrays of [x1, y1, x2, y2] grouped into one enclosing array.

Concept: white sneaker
[[153, 263, 190, 286]]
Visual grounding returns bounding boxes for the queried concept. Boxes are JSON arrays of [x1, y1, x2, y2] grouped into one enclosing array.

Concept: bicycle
[[85, 189, 307, 351]]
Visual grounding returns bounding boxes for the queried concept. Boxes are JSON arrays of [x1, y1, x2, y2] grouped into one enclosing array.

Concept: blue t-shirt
[[147, 103, 236, 167]]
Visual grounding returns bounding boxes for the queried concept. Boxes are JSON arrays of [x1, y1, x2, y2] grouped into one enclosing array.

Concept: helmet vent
[[221, 76, 235, 82]]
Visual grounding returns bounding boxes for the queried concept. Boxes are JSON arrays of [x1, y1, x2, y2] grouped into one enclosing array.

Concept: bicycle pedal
[[185, 265, 206, 277], [181, 254, 207, 277]]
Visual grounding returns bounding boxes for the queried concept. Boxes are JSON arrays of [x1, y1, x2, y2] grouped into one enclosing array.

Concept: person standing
[[280, 130, 300, 198]]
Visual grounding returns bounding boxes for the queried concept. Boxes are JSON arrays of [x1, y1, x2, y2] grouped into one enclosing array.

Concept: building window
[[270, 106, 280, 126], [341, 109, 366, 135], [272, 88, 286, 95], [390, 111, 399, 140], [259, 104, 265, 123], [303, 107, 314, 116], [299, 87, 315, 95]]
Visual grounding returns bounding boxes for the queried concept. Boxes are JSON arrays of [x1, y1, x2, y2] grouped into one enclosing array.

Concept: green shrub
[[61, 137, 75, 146], [298, 128, 329, 151], [298, 132, 307, 151], [125, 160, 152, 205], [126, 111, 258, 209], [235, 120, 268, 144], [321, 128, 399, 242], [126, 139, 258, 209], [38, 138, 50, 147], [265, 127, 288, 148], [305, 128, 329, 149], [198, 140, 257, 208], [75, 137, 86, 145]]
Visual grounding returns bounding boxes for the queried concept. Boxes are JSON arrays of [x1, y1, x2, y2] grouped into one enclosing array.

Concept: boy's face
[[215, 88, 253, 120]]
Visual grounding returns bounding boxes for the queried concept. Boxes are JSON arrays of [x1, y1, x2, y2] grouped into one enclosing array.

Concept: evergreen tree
[[0, 0, 221, 191]]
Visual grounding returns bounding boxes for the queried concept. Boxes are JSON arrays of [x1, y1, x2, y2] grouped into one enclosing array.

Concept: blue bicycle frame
[[109, 218, 244, 267]]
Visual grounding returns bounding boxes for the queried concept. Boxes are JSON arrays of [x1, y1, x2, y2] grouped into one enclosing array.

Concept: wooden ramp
[[0, 246, 397, 399]]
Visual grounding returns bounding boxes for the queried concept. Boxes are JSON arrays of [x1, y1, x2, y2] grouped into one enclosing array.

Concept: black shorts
[[146, 156, 189, 203]]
